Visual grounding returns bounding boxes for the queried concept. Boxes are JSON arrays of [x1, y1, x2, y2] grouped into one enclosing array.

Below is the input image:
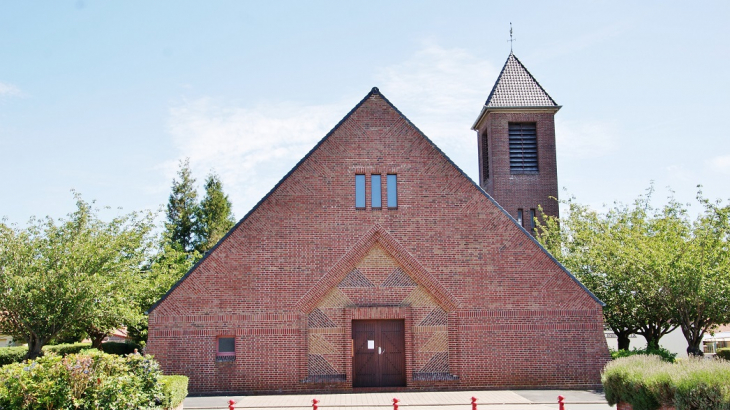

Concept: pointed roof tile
[[485, 53, 558, 108]]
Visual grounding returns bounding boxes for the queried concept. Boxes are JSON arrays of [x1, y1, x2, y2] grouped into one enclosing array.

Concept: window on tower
[[508, 122, 538, 173], [481, 132, 490, 180], [530, 209, 536, 234]]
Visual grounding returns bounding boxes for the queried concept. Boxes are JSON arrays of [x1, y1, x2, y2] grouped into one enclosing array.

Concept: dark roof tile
[[485, 53, 558, 108]]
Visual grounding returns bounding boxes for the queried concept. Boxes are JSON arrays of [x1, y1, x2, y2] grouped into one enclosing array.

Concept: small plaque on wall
[[368, 340, 375, 349]]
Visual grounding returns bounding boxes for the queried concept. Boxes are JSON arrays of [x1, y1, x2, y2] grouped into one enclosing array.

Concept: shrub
[[0, 355, 70, 409], [673, 360, 730, 409], [603, 355, 668, 409], [717, 348, 730, 361], [101, 341, 142, 356], [44, 342, 92, 356], [0, 342, 142, 367], [610, 346, 677, 363], [0, 350, 164, 409], [159, 375, 189, 409], [602, 355, 730, 410], [0, 346, 27, 366]]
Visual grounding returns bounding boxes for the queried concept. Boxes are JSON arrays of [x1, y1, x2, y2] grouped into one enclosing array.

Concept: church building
[[147, 53, 611, 393]]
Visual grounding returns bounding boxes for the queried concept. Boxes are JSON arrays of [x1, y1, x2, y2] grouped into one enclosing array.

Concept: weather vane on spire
[[509, 22, 516, 53]]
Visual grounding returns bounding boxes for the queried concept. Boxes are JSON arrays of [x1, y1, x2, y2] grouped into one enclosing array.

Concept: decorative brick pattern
[[418, 307, 448, 326], [317, 288, 353, 309], [308, 308, 337, 328], [358, 243, 398, 270], [308, 334, 336, 355], [381, 267, 417, 288], [420, 332, 448, 353], [296, 226, 459, 314], [308, 354, 340, 376], [401, 286, 438, 308], [420, 352, 449, 373], [338, 268, 375, 288]]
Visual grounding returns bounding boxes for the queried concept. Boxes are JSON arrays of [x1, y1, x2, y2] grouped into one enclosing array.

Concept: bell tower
[[472, 53, 561, 233]]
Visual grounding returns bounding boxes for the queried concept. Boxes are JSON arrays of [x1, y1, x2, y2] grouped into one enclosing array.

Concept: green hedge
[[45, 342, 92, 355], [0, 342, 142, 366], [160, 375, 189, 409], [0, 346, 27, 366], [610, 346, 677, 363], [717, 348, 730, 361], [101, 341, 142, 355], [602, 355, 730, 410]]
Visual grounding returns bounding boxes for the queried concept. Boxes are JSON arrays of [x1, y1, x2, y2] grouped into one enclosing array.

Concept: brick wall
[[477, 110, 560, 229], [147, 90, 610, 393]]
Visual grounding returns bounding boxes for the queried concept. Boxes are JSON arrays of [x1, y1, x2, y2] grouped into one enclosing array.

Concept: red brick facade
[[147, 89, 610, 393], [476, 110, 560, 229]]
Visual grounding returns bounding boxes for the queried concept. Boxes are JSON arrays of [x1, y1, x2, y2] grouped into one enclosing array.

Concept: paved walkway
[[184, 390, 612, 410]]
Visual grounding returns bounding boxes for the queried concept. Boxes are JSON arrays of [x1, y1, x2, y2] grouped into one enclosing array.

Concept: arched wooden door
[[352, 320, 406, 387]]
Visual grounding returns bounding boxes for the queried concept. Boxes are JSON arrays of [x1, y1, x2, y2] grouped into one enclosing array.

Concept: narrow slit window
[[530, 209, 536, 233], [387, 174, 397, 208], [217, 337, 235, 361], [355, 174, 365, 209], [517, 209, 523, 227], [371, 174, 381, 208], [482, 132, 490, 180]]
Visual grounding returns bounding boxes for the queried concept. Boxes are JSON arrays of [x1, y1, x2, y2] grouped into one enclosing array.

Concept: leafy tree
[[537, 188, 730, 355], [194, 172, 235, 253], [166, 158, 198, 252], [0, 195, 155, 359], [661, 191, 730, 356], [128, 235, 198, 343], [537, 199, 642, 350], [49, 326, 87, 344]]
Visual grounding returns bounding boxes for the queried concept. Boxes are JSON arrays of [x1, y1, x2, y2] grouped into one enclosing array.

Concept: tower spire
[[509, 22, 516, 53]]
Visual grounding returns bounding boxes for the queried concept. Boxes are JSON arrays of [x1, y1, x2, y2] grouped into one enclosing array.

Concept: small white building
[[0, 334, 14, 347], [604, 324, 730, 358], [703, 325, 730, 355]]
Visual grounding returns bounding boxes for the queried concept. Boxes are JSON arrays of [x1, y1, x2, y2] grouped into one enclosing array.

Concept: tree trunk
[[638, 322, 676, 351], [89, 331, 107, 350], [616, 332, 632, 351], [679, 321, 707, 357], [24, 334, 46, 360], [685, 329, 705, 357], [643, 330, 661, 350], [687, 342, 704, 357]]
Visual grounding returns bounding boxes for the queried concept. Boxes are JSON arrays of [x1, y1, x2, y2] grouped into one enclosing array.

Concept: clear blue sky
[[1, 1, 728, 224]]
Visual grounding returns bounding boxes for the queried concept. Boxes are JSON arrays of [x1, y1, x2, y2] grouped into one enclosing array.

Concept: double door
[[352, 320, 406, 387]]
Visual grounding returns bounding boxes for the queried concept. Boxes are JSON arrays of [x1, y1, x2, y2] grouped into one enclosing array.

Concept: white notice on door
[[367, 340, 375, 349]]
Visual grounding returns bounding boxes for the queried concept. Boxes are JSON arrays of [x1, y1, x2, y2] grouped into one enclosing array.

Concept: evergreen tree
[[165, 158, 198, 252], [194, 172, 235, 253], [128, 232, 199, 344]]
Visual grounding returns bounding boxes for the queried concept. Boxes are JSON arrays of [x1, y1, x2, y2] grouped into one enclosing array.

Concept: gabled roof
[[147, 87, 603, 314], [485, 53, 558, 108], [472, 53, 560, 130]]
